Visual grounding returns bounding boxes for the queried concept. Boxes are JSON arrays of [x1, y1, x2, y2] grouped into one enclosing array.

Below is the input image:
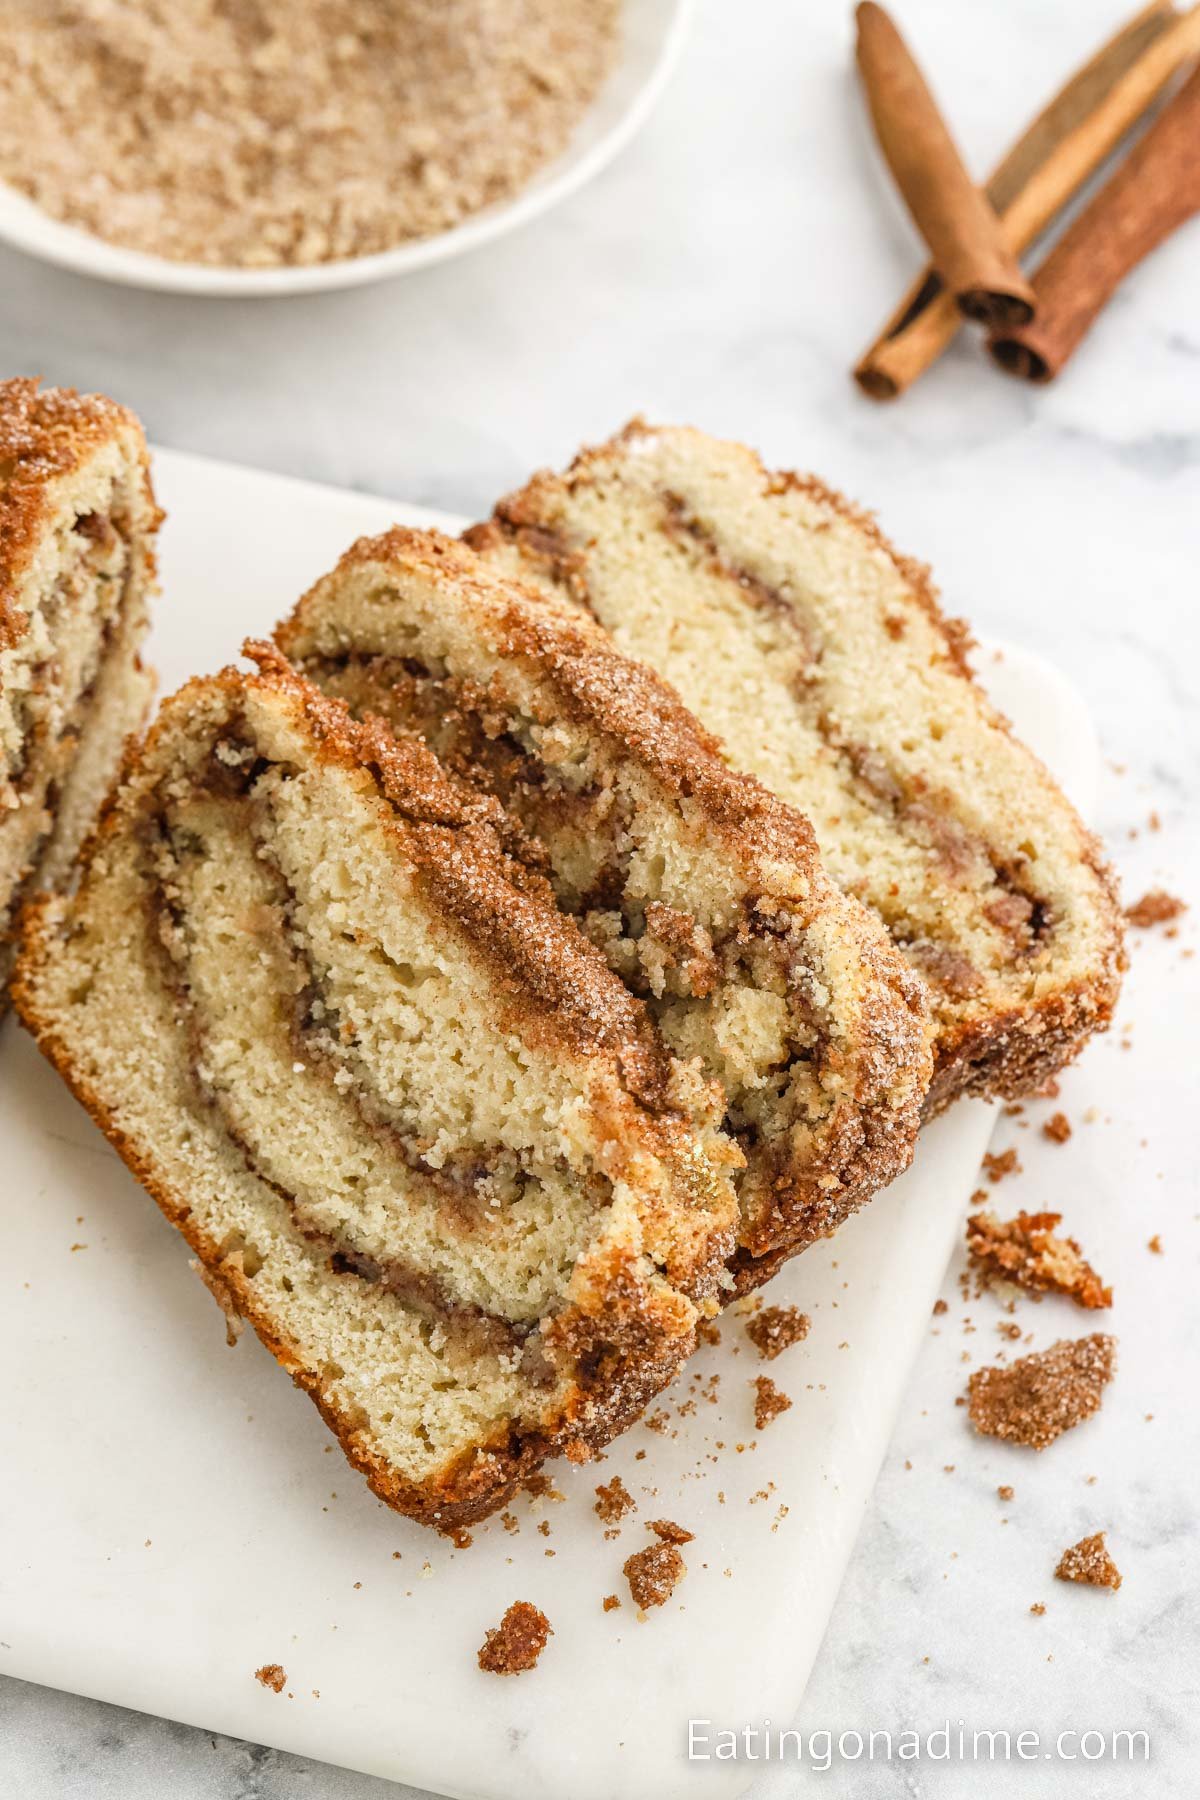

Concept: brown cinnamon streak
[[989, 57, 1200, 381], [855, 2, 1036, 331]]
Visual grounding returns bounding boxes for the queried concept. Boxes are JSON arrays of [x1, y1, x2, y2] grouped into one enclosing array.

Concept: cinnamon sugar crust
[[466, 419, 1125, 1112], [0, 377, 160, 650], [1055, 1531, 1122, 1591], [477, 1601, 552, 1674], [745, 1304, 811, 1360], [13, 653, 740, 1532], [647, 1517, 694, 1544], [624, 1539, 685, 1609], [752, 1374, 792, 1430], [967, 1335, 1116, 1450], [594, 1475, 636, 1525], [277, 526, 934, 1289]]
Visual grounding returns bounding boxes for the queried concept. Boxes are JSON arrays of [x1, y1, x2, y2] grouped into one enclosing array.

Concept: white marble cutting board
[[0, 450, 1099, 1800]]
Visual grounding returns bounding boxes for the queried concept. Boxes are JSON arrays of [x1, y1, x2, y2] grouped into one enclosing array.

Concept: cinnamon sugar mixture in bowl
[[0, 0, 619, 268]]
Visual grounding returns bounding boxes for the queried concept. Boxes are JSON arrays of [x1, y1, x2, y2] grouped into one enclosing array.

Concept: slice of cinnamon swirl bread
[[13, 648, 739, 1532], [0, 378, 161, 1002], [466, 422, 1123, 1110], [276, 530, 932, 1283]]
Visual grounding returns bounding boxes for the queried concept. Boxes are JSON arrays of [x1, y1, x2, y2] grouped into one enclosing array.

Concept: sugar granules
[[966, 1335, 1116, 1450]]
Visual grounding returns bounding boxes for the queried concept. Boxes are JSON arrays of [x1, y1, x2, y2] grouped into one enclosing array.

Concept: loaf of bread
[[14, 647, 742, 1531], [466, 422, 1124, 1110], [278, 528, 933, 1284], [0, 378, 160, 999]]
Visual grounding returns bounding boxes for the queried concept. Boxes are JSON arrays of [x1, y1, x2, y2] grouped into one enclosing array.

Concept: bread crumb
[[1147, 1235, 1163, 1254], [998, 1485, 1015, 1501], [522, 1474, 564, 1503], [624, 1541, 686, 1610], [477, 1602, 552, 1675], [745, 1305, 811, 1361], [255, 1664, 286, 1693], [752, 1375, 793, 1431], [1125, 889, 1186, 928], [1042, 1112, 1072, 1144], [647, 1518, 694, 1545], [1055, 1531, 1122, 1591], [967, 1335, 1116, 1449], [593, 1476, 636, 1525], [1030, 1602, 1046, 1616], [932, 1298, 949, 1316], [602, 1593, 621, 1612], [982, 1148, 1021, 1183], [967, 1210, 1111, 1309]]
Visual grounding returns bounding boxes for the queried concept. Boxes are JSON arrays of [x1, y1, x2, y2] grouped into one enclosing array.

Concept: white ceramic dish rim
[[0, 0, 691, 298]]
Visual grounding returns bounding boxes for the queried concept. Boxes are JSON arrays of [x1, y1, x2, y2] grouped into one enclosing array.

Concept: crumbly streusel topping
[[967, 1210, 1112, 1310], [0, 2, 619, 268], [745, 1304, 811, 1361], [477, 1600, 552, 1674], [1055, 1531, 1122, 1591], [967, 1335, 1116, 1450]]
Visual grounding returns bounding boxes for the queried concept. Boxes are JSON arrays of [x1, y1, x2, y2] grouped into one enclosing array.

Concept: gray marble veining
[[2, 0, 1198, 1793]]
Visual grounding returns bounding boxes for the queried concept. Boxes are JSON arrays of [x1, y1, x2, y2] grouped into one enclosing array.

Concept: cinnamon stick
[[855, 1, 1200, 399], [855, 2, 1036, 330], [990, 57, 1200, 380]]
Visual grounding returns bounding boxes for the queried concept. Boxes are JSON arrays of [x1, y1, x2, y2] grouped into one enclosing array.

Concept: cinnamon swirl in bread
[[277, 530, 932, 1283], [0, 379, 160, 1001], [465, 422, 1123, 1110], [13, 649, 738, 1532]]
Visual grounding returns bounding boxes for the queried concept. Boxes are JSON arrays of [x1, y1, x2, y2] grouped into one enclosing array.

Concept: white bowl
[[0, 0, 690, 297]]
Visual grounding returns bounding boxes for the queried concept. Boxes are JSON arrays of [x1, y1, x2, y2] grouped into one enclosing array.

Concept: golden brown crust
[[469, 419, 1126, 1112], [923, 967, 1121, 1113], [0, 376, 162, 650]]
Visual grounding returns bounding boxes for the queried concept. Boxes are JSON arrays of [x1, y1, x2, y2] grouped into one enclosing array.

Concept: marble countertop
[[1, 0, 1197, 1794]]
